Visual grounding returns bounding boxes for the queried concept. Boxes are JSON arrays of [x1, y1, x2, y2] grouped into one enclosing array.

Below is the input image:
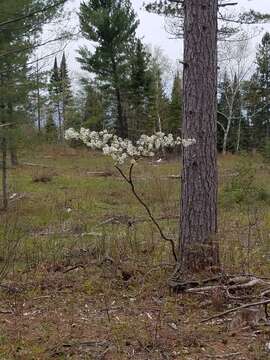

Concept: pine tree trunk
[[115, 87, 128, 138], [179, 0, 219, 272], [2, 137, 8, 211]]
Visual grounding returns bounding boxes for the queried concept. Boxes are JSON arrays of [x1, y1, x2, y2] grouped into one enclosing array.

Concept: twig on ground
[[205, 353, 242, 359], [201, 299, 270, 323], [229, 278, 270, 291], [63, 264, 85, 273], [261, 288, 270, 298], [0, 309, 13, 314], [22, 162, 51, 168], [96, 214, 180, 228]]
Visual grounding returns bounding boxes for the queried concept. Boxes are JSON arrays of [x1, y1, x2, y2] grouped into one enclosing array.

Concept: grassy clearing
[[0, 144, 270, 359]]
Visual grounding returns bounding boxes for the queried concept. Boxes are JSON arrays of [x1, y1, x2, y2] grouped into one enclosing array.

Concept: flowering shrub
[[65, 128, 196, 164]]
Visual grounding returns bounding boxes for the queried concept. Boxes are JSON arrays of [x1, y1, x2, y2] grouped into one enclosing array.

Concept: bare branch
[[0, 123, 12, 128], [218, 2, 238, 8], [115, 164, 178, 262], [201, 299, 270, 323]]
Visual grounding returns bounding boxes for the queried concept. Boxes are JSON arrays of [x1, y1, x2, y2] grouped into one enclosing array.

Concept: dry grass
[[0, 145, 269, 359]]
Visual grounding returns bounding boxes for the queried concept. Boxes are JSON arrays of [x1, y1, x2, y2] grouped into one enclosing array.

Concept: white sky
[[38, 0, 270, 85]]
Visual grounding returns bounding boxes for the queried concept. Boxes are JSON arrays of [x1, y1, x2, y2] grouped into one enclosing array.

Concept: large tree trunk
[[179, 0, 219, 272]]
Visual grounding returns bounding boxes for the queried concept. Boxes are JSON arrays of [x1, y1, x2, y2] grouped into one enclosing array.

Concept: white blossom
[[65, 127, 196, 164]]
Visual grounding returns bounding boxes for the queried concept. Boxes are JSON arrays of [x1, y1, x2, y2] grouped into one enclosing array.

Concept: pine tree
[[146, 0, 270, 275], [60, 52, 73, 129], [78, 0, 139, 138], [82, 82, 104, 131], [251, 32, 270, 144], [44, 111, 57, 142], [49, 57, 63, 140], [129, 39, 153, 137], [168, 71, 182, 135], [0, 0, 66, 156]]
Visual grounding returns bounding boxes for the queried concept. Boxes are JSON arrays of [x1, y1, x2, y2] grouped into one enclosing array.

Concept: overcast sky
[[40, 0, 270, 85]]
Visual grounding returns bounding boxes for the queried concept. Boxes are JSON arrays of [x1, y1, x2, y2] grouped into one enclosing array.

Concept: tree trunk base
[[168, 264, 222, 293]]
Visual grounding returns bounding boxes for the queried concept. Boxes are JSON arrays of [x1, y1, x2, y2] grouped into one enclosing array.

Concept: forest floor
[[0, 143, 270, 359]]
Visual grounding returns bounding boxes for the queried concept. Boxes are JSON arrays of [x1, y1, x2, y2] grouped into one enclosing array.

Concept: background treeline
[[1, 0, 270, 157]]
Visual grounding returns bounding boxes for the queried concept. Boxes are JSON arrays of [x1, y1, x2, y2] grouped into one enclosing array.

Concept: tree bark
[[2, 137, 8, 210], [179, 0, 219, 272], [115, 87, 128, 138]]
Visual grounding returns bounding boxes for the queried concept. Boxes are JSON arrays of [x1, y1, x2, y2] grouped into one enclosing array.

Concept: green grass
[[1, 144, 270, 273], [0, 144, 270, 359]]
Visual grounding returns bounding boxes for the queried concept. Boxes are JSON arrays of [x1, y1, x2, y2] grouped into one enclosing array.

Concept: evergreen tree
[[128, 39, 153, 137], [147, 65, 169, 135], [49, 57, 63, 140], [0, 0, 66, 160], [82, 82, 105, 131], [60, 52, 73, 128], [44, 111, 57, 142], [168, 71, 182, 135], [247, 32, 270, 146], [78, 0, 139, 138]]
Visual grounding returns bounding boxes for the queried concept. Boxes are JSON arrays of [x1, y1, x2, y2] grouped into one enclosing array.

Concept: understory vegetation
[[0, 143, 269, 359]]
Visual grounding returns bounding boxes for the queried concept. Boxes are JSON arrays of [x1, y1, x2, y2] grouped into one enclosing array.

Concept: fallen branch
[[86, 171, 113, 177], [96, 214, 179, 227], [201, 299, 270, 323], [63, 264, 85, 273], [0, 309, 13, 314], [261, 289, 270, 298], [205, 353, 242, 359], [186, 285, 223, 293], [9, 194, 26, 203], [229, 278, 270, 291], [169, 274, 226, 292], [22, 162, 51, 168]]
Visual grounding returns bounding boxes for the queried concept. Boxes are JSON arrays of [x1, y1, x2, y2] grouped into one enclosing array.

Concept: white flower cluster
[[65, 128, 196, 164]]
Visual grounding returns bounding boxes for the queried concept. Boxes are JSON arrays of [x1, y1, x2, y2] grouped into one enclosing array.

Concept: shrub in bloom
[[65, 128, 196, 164]]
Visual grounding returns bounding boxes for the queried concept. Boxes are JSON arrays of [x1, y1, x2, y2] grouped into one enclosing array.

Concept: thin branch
[[201, 299, 270, 323], [0, 123, 12, 128], [0, 33, 79, 59], [217, 120, 226, 133], [218, 2, 238, 7], [115, 164, 178, 262], [0, 0, 67, 28]]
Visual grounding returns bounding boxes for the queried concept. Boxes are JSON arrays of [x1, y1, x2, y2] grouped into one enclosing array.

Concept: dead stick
[[201, 299, 270, 323], [115, 164, 177, 262]]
